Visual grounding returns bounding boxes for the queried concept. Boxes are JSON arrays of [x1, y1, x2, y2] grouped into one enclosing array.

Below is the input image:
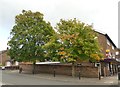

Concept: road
[[2, 70, 76, 85], [1, 70, 120, 86]]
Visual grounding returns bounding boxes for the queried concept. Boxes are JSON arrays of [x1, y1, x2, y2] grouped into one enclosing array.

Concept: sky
[[0, 0, 119, 51]]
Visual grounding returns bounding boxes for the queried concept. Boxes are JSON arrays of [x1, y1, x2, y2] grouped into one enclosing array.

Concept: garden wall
[[19, 63, 99, 78]]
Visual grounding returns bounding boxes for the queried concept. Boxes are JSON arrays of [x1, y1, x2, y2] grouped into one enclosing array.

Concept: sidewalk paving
[[35, 73, 118, 85], [4, 70, 120, 85]]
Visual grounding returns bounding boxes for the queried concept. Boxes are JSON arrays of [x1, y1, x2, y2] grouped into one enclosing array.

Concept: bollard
[[54, 69, 56, 77], [19, 68, 22, 73], [32, 70, 34, 74], [79, 71, 80, 80], [118, 72, 120, 80], [99, 72, 101, 80]]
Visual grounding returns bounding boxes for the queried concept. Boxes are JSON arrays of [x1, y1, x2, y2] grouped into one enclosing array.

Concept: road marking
[[0, 82, 5, 85], [0, 81, 14, 85], [104, 81, 113, 84]]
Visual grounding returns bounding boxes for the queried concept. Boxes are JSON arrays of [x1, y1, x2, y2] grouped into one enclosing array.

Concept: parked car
[[0, 66, 5, 70]]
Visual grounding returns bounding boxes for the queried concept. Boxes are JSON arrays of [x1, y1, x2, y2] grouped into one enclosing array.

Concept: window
[[112, 46, 114, 50], [107, 40, 110, 46], [116, 51, 119, 55]]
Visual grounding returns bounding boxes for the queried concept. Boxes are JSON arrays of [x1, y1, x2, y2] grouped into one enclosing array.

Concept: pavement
[[4, 70, 119, 85]]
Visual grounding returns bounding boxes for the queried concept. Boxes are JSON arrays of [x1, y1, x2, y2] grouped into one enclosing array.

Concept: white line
[[104, 81, 113, 84], [0, 82, 14, 85]]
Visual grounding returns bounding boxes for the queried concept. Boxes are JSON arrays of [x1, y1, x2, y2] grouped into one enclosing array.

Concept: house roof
[[105, 34, 117, 48], [0, 50, 7, 54], [94, 29, 117, 48]]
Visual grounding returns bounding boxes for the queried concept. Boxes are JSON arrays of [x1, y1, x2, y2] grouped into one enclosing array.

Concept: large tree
[[7, 10, 55, 73], [52, 18, 103, 77], [42, 34, 61, 62]]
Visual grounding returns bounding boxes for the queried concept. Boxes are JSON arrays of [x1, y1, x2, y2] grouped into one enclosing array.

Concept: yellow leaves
[[67, 58, 76, 62], [59, 47, 64, 50], [58, 47, 66, 55], [58, 51, 66, 55], [59, 33, 79, 45], [101, 58, 104, 60], [60, 34, 78, 41], [90, 54, 100, 61], [71, 34, 75, 38]]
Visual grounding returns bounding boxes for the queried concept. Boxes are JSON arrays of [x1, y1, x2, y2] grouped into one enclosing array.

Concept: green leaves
[[55, 19, 103, 63], [8, 10, 55, 62], [8, 10, 103, 63], [79, 54, 89, 61]]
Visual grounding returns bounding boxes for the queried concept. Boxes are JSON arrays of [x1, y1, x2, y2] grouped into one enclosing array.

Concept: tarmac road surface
[[1, 70, 120, 86]]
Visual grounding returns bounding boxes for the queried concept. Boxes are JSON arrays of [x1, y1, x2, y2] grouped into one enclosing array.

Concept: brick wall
[[97, 32, 117, 59], [19, 64, 99, 78], [76, 66, 99, 78], [97, 33, 107, 58], [0, 50, 10, 65]]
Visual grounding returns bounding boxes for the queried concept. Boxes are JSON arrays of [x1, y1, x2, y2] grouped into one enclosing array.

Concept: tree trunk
[[72, 62, 75, 77], [32, 61, 36, 74]]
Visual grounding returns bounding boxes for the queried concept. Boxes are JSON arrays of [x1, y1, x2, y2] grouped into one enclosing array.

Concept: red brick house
[[0, 50, 11, 66], [20, 30, 119, 78], [96, 30, 119, 76], [0, 50, 19, 66], [1, 30, 119, 78]]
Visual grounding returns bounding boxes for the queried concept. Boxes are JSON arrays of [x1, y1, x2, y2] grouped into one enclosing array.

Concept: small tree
[[7, 10, 55, 73], [55, 18, 102, 77]]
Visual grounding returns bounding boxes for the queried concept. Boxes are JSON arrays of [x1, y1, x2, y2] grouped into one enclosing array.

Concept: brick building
[[19, 30, 119, 78], [1, 30, 119, 78], [116, 48, 120, 58], [96, 31, 119, 76], [0, 50, 11, 66], [0, 50, 19, 67]]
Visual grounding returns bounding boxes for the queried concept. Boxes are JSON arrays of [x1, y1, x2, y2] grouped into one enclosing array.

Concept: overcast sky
[[0, 0, 119, 51]]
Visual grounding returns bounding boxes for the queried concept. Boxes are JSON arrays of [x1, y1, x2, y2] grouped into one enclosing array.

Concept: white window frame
[[112, 46, 114, 50], [107, 40, 110, 46]]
